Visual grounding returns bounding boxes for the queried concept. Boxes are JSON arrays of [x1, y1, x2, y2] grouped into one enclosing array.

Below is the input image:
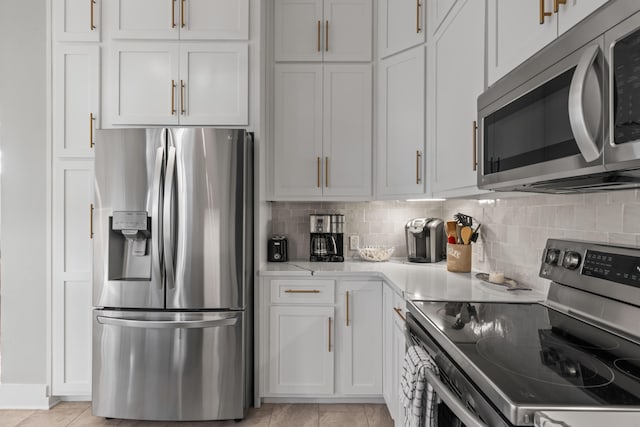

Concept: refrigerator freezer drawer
[[92, 310, 246, 421]]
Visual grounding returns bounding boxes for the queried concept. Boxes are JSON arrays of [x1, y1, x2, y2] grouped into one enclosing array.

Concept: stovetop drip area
[[413, 301, 640, 407]]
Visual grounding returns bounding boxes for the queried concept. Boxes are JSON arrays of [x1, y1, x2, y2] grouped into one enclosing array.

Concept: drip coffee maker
[[309, 214, 344, 262]]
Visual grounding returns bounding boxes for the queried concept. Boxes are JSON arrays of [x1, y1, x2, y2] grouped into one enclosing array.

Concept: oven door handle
[[568, 43, 602, 163], [424, 368, 488, 427]]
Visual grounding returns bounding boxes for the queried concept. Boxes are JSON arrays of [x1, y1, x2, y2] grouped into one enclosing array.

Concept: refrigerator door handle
[[151, 145, 165, 288], [163, 145, 177, 289], [96, 316, 238, 329]]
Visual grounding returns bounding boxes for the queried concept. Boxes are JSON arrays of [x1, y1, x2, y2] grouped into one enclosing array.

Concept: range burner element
[[614, 359, 640, 381]]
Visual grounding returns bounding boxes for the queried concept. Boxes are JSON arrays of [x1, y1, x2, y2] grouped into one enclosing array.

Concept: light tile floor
[[0, 402, 393, 427]]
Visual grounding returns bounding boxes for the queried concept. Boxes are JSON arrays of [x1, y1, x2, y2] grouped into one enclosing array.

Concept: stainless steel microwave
[[478, 1, 640, 193]]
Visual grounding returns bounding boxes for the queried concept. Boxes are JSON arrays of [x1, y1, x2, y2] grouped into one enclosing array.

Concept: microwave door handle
[[163, 145, 176, 289], [424, 369, 488, 427], [151, 144, 165, 288], [568, 44, 602, 163]]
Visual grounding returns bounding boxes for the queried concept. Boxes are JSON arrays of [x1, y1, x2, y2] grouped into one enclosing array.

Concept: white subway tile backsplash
[[269, 189, 639, 293]]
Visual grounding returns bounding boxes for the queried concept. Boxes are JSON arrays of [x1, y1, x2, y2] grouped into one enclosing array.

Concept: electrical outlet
[[349, 235, 359, 250], [476, 242, 485, 263]]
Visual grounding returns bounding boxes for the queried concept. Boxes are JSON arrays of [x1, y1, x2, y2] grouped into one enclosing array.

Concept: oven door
[[406, 313, 513, 427], [604, 10, 640, 170], [478, 38, 606, 191]]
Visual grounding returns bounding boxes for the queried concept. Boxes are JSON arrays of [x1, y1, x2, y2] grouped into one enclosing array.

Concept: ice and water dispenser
[[108, 211, 152, 280]]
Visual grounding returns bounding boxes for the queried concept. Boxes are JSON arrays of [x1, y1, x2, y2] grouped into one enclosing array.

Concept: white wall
[[0, 0, 48, 385]]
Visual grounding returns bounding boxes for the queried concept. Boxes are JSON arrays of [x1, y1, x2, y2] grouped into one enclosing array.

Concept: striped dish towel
[[400, 345, 439, 427]]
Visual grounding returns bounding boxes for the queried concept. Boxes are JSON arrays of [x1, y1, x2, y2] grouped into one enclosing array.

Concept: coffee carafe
[[310, 214, 344, 262]]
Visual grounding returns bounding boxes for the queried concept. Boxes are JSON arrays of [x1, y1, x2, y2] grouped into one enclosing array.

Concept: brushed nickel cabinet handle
[[284, 289, 321, 294], [181, 0, 186, 28], [328, 317, 332, 352], [90, 203, 94, 239], [473, 120, 478, 171], [393, 307, 406, 322], [325, 157, 329, 188], [171, 80, 176, 115], [180, 80, 185, 115], [317, 21, 321, 52], [317, 157, 321, 188], [416, 0, 422, 33], [325, 20, 329, 52], [90, 0, 96, 30], [171, 0, 176, 28], [89, 113, 95, 148], [346, 291, 350, 327], [416, 150, 422, 184], [540, 0, 552, 24], [554, 0, 566, 13]]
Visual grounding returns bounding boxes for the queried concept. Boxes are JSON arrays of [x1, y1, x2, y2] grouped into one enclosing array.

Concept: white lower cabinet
[[269, 305, 335, 394], [262, 277, 384, 398], [383, 283, 406, 423], [336, 281, 382, 395]]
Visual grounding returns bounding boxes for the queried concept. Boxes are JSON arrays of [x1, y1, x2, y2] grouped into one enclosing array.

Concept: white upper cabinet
[[429, 0, 458, 35], [108, 42, 247, 126], [109, 43, 180, 125], [275, 0, 372, 62], [111, 0, 249, 40], [53, 0, 101, 42], [431, 0, 486, 197], [178, 43, 249, 125], [557, 0, 609, 35], [378, 0, 426, 58], [53, 45, 100, 158], [488, 0, 608, 85], [376, 46, 425, 198], [273, 64, 372, 199], [487, 0, 557, 85]]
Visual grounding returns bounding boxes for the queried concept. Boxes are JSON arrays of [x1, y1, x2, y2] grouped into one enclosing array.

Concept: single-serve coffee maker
[[405, 218, 446, 263], [310, 214, 344, 262]]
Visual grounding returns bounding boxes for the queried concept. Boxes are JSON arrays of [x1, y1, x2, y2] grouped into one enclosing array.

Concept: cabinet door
[[110, 43, 180, 125], [180, 0, 249, 40], [53, 0, 101, 42], [112, 0, 179, 39], [557, 0, 609, 35], [392, 309, 406, 424], [323, 0, 372, 62], [431, 0, 485, 196], [53, 45, 100, 158], [429, 0, 458, 35], [179, 43, 248, 125], [336, 281, 382, 395], [376, 46, 425, 198], [487, 0, 557, 85], [269, 305, 334, 394], [274, 0, 323, 61], [52, 161, 94, 395], [323, 65, 372, 198], [273, 64, 323, 198], [382, 285, 394, 416], [378, 0, 426, 58]]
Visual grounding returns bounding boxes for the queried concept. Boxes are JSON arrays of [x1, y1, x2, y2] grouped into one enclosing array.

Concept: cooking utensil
[[470, 223, 482, 243], [446, 221, 457, 240], [461, 226, 473, 245], [475, 273, 532, 291], [454, 213, 473, 227], [456, 224, 462, 244]]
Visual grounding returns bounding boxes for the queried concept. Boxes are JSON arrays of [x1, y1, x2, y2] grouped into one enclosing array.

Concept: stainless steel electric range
[[407, 239, 640, 426]]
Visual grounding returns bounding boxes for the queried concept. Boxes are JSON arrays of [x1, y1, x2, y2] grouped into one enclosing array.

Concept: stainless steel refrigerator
[[92, 128, 253, 421]]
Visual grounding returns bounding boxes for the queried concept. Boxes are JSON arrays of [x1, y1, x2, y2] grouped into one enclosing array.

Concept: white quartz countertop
[[261, 259, 546, 302], [536, 411, 640, 427]]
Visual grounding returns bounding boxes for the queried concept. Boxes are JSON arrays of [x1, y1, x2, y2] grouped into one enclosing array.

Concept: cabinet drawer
[[270, 280, 335, 304], [392, 292, 406, 329]]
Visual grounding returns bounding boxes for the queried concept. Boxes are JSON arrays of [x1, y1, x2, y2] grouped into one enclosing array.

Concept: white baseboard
[[0, 384, 57, 409]]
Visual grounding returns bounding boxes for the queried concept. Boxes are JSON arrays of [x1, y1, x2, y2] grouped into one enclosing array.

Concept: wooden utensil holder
[[447, 243, 471, 272]]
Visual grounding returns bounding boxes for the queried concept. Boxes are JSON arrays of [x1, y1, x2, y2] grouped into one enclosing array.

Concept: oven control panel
[[582, 250, 640, 288]]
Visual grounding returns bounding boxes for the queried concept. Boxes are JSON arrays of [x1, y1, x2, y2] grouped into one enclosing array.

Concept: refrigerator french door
[[92, 128, 253, 421]]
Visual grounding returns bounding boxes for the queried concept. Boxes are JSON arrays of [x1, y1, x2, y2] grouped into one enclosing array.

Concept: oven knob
[[545, 249, 560, 265], [562, 251, 582, 270]]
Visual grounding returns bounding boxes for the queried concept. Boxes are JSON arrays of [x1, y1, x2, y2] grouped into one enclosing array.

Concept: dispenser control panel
[[112, 211, 148, 230]]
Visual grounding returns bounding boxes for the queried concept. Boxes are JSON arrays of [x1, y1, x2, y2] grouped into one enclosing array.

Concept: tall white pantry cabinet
[[50, 0, 251, 397]]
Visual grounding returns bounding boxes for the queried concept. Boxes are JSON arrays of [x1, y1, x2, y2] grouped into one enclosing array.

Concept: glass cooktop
[[411, 301, 640, 407]]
